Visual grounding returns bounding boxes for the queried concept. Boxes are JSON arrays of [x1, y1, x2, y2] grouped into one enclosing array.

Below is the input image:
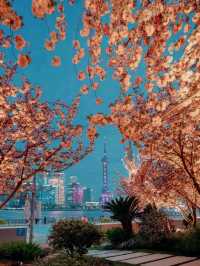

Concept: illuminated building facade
[[48, 172, 65, 206]]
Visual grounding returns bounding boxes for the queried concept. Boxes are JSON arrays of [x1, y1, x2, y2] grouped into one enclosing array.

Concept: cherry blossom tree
[[83, 0, 200, 215], [1, 0, 200, 213], [75, 0, 200, 98], [0, 63, 95, 209], [85, 0, 200, 188], [0, 1, 200, 115], [1, 1, 199, 96], [89, 85, 200, 226], [0, 0, 100, 208], [122, 157, 199, 227]]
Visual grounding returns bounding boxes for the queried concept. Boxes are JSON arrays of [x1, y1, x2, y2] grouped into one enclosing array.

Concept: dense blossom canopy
[[0, 63, 94, 208], [0, 0, 200, 210]]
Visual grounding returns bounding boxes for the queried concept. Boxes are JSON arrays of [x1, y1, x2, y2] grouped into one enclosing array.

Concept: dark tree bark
[[121, 218, 133, 234], [192, 205, 197, 228]]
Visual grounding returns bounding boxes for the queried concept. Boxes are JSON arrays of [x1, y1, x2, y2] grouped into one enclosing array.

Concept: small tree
[[48, 220, 102, 256], [139, 204, 171, 246], [104, 196, 139, 234]]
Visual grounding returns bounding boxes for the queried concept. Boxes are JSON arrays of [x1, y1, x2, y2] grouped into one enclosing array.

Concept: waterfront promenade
[[0, 209, 111, 243], [1, 208, 198, 244]]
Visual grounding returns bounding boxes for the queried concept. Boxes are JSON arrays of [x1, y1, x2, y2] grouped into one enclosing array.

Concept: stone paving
[[88, 250, 200, 265]]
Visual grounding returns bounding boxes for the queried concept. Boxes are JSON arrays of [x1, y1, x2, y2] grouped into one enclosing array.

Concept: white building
[[48, 172, 65, 206]]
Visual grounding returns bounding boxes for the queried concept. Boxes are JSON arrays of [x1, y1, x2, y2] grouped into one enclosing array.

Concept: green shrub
[[0, 219, 7, 224], [174, 226, 200, 256], [99, 217, 112, 223], [132, 233, 170, 250], [138, 204, 170, 247], [106, 228, 134, 247], [0, 241, 43, 262], [49, 220, 102, 256], [133, 224, 200, 256]]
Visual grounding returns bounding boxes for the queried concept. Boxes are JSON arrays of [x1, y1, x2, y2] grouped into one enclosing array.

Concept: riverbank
[[0, 209, 111, 223], [0, 209, 111, 243], [0, 208, 197, 244]]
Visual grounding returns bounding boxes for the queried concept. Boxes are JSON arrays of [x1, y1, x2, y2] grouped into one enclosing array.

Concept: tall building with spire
[[100, 139, 112, 206]]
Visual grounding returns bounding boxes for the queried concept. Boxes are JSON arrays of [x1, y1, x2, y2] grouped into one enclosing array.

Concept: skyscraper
[[83, 187, 93, 203], [65, 176, 75, 208], [48, 172, 65, 206], [72, 183, 83, 206], [65, 176, 83, 208], [100, 139, 112, 206]]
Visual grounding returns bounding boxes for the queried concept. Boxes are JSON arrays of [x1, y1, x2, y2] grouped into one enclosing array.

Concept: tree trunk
[[121, 219, 132, 234], [192, 205, 197, 228], [0, 180, 23, 209]]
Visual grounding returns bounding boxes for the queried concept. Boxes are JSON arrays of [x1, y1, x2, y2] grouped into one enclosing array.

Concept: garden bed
[[0, 253, 134, 266], [33, 253, 133, 266]]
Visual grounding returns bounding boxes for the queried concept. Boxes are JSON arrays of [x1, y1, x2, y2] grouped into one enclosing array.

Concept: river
[[0, 209, 110, 223], [0, 209, 110, 244]]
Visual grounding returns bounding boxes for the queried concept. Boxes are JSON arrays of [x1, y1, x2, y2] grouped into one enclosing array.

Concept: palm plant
[[104, 196, 140, 234]]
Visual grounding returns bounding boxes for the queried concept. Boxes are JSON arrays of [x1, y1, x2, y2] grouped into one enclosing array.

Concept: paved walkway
[[88, 250, 200, 265]]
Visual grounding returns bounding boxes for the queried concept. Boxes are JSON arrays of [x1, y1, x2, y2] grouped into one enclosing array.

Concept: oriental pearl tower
[[100, 139, 113, 206]]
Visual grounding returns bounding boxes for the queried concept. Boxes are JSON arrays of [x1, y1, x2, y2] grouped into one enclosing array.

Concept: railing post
[[29, 175, 36, 243]]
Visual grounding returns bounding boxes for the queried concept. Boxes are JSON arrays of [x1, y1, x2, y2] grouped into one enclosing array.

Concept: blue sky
[[3, 1, 132, 200]]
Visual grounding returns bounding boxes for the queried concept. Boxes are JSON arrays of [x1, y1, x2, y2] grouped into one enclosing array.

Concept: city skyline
[[0, 139, 133, 209]]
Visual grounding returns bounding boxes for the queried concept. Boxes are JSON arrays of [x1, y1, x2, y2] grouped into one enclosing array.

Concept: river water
[[0, 209, 109, 222], [0, 209, 110, 243]]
